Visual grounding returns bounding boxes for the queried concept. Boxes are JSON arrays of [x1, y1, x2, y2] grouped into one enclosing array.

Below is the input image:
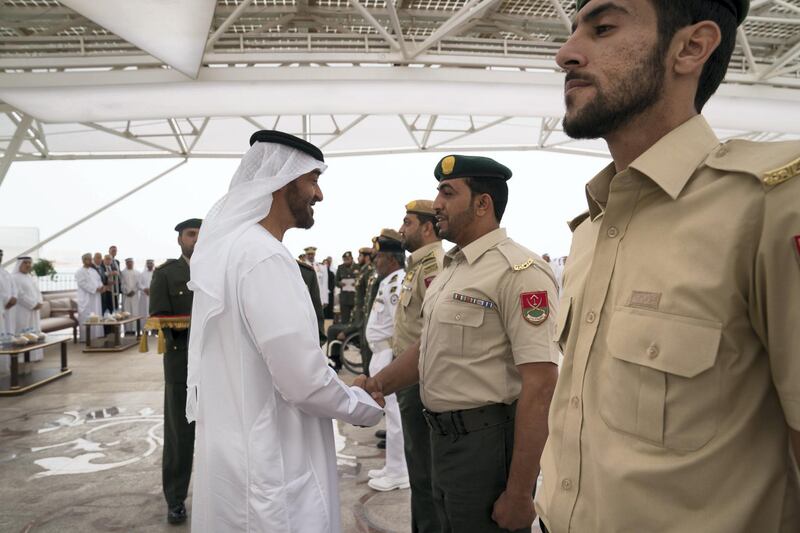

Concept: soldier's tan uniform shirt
[[536, 115, 800, 533], [418, 228, 560, 412], [392, 241, 444, 357]]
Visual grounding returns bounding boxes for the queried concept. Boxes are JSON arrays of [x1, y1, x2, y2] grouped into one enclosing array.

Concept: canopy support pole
[[0, 113, 32, 190], [2, 159, 187, 267]]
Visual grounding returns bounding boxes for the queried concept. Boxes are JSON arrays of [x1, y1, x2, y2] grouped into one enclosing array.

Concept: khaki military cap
[[405, 199, 436, 217], [575, 0, 750, 25], [358, 247, 374, 255], [304, 246, 317, 254]]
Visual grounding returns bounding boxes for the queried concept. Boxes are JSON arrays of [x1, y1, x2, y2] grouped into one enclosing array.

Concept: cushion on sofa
[[39, 301, 52, 319]]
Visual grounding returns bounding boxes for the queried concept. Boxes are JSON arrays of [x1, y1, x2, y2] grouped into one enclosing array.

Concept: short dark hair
[[412, 212, 440, 238], [651, 0, 737, 112], [464, 177, 508, 222]]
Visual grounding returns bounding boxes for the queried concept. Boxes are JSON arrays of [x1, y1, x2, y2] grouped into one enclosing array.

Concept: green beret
[[575, 0, 749, 25], [433, 155, 512, 182], [342, 251, 353, 259], [174, 218, 202, 232]]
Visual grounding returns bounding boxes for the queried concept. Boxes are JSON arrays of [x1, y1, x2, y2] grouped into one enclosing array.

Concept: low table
[[0, 336, 72, 396], [83, 316, 143, 353]]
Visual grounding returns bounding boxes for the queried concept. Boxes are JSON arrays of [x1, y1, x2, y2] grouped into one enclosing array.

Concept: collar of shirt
[[408, 241, 443, 270], [181, 255, 191, 265], [585, 115, 720, 220], [444, 227, 507, 267]]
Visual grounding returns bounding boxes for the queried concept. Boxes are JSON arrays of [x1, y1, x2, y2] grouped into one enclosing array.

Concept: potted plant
[[32, 258, 57, 279]]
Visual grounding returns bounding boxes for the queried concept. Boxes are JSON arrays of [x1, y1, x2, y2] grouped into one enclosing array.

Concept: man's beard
[[286, 181, 315, 229], [181, 245, 194, 258], [402, 231, 422, 253], [563, 43, 665, 139], [438, 204, 475, 240]]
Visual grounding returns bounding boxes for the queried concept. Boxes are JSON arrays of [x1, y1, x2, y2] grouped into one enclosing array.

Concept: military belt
[[422, 401, 516, 436]]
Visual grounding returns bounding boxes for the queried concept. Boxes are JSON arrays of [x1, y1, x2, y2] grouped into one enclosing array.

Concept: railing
[[38, 273, 76, 293]]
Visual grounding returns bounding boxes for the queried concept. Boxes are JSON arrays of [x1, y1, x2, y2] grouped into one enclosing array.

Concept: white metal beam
[[758, 38, 800, 80], [428, 116, 511, 149], [80, 122, 182, 154], [737, 27, 758, 74], [205, 0, 256, 52], [548, 0, 573, 32], [349, 0, 401, 51], [1, 159, 188, 267], [386, 0, 409, 58], [168, 118, 189, 154], [0, 113, 32, 189], [320, 114, 368, 148], [410, 0, 503, 59], [772, 0, 800, 15]]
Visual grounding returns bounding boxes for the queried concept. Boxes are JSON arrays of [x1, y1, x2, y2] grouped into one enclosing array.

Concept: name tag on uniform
[[453, 292, 495, 309]]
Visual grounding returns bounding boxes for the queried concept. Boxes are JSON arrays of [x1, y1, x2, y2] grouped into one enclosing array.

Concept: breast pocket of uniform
[[437, 302, 485, 355], [599, 306, 722, 451], [168, 283, 191, 310], [554, 296, 572, 355]]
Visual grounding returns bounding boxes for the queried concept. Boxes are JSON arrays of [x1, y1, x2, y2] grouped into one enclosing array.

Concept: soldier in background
[[149, 217, 201, 525], [326, 246, 373, 371], [297, 258, 326, 345], [393, 199, 444, 532], [335, 251, 357, 324]]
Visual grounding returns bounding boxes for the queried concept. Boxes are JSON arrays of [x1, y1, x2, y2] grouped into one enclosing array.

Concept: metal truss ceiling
[[0, 0, 799, 166]]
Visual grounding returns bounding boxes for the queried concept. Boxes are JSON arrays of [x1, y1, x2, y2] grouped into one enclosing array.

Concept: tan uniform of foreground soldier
[[536, 1, 800, 532], [356, 154, 559, 532]]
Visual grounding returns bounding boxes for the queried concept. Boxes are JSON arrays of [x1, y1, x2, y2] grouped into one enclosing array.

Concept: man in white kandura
[[187, 130, 384, 532], [138, 259, 154, 319], [13, 257, 44, 371], [365, 230, 410, 492], [75, 253, 105, 343], [121, 258, 140, 333], [0, 249, 18, 374]]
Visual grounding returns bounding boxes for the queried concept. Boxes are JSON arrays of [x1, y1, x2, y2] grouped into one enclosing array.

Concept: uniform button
[[178, 291, 183, 295], [561, 478, 573, 491], [571, 396, 580, 408], [586, 311, 596, 323], [173, 345, 178, 350], [647, 343, 660, 359], [607, 226, 619, 238], [455, 314, 462, 321]]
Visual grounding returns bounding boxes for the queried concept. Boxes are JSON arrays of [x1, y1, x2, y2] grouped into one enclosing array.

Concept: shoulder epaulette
[[297, 260, 314, 272], [155, 259, 177, 270], [568, 211, 590, 232], [705, 139, 800, 188], [421, 253, 439, 273], [497, 240, 534, 272]]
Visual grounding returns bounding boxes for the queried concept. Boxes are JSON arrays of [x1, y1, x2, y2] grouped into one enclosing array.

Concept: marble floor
[[0, 337, 542, 532]]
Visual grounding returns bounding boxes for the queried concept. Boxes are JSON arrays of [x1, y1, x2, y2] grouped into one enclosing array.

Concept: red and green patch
[[520, 291, 549, 325]]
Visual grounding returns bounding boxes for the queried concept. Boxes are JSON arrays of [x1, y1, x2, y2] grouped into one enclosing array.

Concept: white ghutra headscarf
[[186, 141, 327, 422]]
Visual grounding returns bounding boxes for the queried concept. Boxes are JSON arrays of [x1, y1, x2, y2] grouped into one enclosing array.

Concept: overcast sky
[[0, 149, 609, 272]]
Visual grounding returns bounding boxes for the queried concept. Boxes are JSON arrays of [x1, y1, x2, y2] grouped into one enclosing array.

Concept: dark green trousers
[[429, 416, 528, 533], [162, 380, 195, 507], [397, 384, 441, 533]]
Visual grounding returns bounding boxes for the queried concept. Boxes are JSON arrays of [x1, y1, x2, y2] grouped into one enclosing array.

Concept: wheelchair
[[326, 330, 364, 374]]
